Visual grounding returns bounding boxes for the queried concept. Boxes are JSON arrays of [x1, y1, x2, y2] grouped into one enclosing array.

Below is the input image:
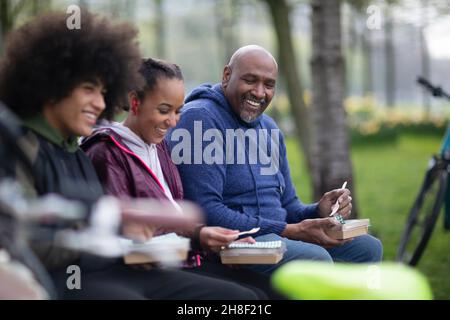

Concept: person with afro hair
[[0, 10, 262, 300]]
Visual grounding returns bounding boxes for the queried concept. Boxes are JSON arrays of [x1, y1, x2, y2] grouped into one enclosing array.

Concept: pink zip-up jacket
[[81, 128, 183, 201]]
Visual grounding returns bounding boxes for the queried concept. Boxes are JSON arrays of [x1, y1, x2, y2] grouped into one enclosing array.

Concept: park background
[[1, 0, 450, 299]]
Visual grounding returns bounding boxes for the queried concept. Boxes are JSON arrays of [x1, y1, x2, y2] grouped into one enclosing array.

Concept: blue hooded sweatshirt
[[166, 83, 318, 236]]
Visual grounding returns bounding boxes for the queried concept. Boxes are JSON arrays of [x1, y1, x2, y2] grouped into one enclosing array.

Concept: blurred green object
[[272, 261, 433, 300]]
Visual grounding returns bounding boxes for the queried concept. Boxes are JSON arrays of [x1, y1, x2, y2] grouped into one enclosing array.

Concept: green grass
[[285, 133, 450, 300]]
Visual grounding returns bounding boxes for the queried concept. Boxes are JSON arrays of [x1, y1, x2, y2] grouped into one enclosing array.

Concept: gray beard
[[240, 110, 261, 123]]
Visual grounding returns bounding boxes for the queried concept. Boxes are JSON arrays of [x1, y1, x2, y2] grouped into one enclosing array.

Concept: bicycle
[[396, 77, 450, 266]]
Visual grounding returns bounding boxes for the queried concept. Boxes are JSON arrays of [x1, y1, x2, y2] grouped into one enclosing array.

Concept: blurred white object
[[58, 196, 125, 257], [1, 189, 203, 259], [237, 227, 260, 236], [0, 179, 27, 215], [24, 194, 85, 222], [0, 180, 85, 222], [121, 233, 191, 267], [120, 198, 203, 227], [0, 250, 48, 300]]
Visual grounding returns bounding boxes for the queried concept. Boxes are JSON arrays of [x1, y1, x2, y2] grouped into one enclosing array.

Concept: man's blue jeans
[[245, 233, 383, 275]]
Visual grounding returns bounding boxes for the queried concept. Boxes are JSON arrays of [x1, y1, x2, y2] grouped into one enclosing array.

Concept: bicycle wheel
[[397, 157, 448, 266]]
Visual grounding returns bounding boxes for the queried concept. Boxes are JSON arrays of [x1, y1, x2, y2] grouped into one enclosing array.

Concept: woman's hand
[[199, 226, 255, 252]]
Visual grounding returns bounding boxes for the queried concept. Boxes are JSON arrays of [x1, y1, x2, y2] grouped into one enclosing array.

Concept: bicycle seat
[[272, 261, 432, 300]]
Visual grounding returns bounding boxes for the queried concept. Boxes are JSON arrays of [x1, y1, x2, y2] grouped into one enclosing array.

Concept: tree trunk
[[310, 0, 358, 217], [78, 0, 89, 9], [110, 0, 121, 19], [214, 0, 239, 65], [31, 0, 52, 15], [345, 4, 358, 97], [1, 1, 12, 55], [384, 8, 395, 108], [361, 28, 374, 96], [154, 0, 166, 58], [125, 0, 136, 21], [347, 0, 374, 97], [1, 0, 29, 55], [420, 28, 431, 116], [264, 0, 313, 173], [420, 0, 431, 116]]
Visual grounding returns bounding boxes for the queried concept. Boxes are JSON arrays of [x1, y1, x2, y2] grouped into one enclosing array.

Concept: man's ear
[[222, 65, 231, 89]]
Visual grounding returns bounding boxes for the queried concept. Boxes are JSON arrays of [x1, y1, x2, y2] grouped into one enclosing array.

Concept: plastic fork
[[237, 227, 260, 236]]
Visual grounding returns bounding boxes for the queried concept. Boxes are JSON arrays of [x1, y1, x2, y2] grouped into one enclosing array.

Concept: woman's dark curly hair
[[0, 9, 143, 120]]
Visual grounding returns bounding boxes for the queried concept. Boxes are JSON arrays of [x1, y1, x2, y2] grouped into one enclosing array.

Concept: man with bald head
[[167, 45, 382, 275], [223, 45, 278, 123]]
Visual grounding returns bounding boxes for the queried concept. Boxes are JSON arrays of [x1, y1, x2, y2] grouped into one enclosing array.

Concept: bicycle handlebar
[[417, 76, 450, 101]]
